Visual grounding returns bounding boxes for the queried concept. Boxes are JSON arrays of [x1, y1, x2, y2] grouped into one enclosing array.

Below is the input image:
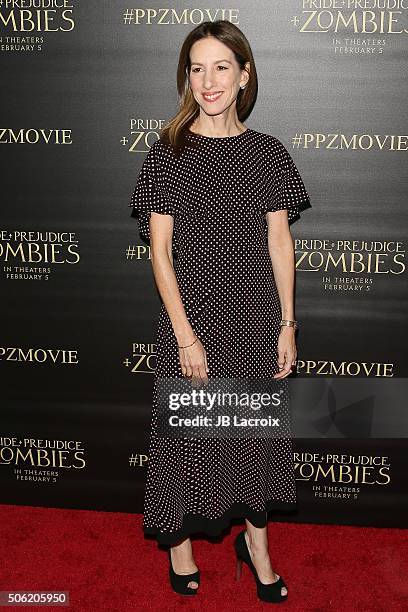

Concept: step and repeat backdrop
[[2, 2, 408, 528]]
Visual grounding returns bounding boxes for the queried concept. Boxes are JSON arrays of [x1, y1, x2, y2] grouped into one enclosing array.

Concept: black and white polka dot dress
[[129, 127, 311, 546]]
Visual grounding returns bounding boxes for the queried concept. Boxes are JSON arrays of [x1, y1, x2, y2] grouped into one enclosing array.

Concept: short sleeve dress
[[129, 128, 311, 546]]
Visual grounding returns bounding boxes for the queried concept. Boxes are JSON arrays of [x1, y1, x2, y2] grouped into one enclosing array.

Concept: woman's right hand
[[178, 336, 209, 387]]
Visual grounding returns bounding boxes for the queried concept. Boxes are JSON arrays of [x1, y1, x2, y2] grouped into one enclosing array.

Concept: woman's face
[[188, 36, 248, 117]]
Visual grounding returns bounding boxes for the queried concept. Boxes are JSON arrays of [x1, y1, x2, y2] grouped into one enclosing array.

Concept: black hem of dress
[[143, 500, 298, 547]]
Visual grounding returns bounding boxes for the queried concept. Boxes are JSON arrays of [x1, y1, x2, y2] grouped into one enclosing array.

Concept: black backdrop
[[2, 2, 408, 527]]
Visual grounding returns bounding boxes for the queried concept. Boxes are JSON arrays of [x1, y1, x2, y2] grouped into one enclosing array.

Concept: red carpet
[[0, 504, 407, 611]]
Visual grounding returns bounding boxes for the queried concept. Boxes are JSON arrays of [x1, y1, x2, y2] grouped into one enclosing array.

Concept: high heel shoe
[[167, 548, 200, 595], [234, 529, 288, 603]]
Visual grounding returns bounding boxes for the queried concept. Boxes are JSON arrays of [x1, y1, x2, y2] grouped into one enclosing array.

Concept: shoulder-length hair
[[159, 20, 258, 156]]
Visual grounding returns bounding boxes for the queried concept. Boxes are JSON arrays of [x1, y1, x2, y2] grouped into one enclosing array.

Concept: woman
[[129, 20, 311, 603]]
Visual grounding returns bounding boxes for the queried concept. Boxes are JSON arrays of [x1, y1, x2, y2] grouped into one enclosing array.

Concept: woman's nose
[[204, 79, 216, 89], [203, 72, 217, 89]]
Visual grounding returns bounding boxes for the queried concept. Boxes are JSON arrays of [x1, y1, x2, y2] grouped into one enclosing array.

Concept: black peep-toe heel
[[234, 529, 288, 603], [167, 548, 200, 595]]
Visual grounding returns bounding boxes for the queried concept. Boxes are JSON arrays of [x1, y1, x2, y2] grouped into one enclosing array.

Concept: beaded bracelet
[[280, 319, 298, 330], [177, 336, 198, 349]]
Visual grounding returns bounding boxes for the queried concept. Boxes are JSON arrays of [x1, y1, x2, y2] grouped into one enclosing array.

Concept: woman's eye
[[191, 66, 227, 73]]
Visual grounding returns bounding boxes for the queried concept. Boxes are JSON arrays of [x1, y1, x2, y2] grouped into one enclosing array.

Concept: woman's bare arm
[[266, 209, 297, 378], [148, 212, 209, 381], [266, 209, 295, 320], [149, 212, 194, 345]]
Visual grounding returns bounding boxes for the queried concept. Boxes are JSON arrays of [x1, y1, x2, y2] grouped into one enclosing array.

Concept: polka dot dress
[[129, 127, 311, 546]]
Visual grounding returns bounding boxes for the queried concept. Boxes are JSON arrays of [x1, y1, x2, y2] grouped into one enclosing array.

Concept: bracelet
[[280, 319, 298, 330], [177, 336, 198, 349]]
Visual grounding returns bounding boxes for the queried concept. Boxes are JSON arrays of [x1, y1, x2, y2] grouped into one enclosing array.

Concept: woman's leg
[[245, 518, 288, 597], [169, 537, 199, 589]]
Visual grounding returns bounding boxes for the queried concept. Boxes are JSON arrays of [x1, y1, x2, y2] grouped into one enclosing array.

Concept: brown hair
[[159, 20, 258, 156]]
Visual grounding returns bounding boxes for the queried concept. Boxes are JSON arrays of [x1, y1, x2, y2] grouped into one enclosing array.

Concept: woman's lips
[[202, 91, 223, 102]]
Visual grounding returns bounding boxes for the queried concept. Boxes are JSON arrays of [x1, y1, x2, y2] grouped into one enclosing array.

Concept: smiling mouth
[[202, 91, 223, 102]]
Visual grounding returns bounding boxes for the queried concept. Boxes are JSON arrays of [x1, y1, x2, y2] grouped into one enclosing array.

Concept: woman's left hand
[[273, 327, 297, 379]]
